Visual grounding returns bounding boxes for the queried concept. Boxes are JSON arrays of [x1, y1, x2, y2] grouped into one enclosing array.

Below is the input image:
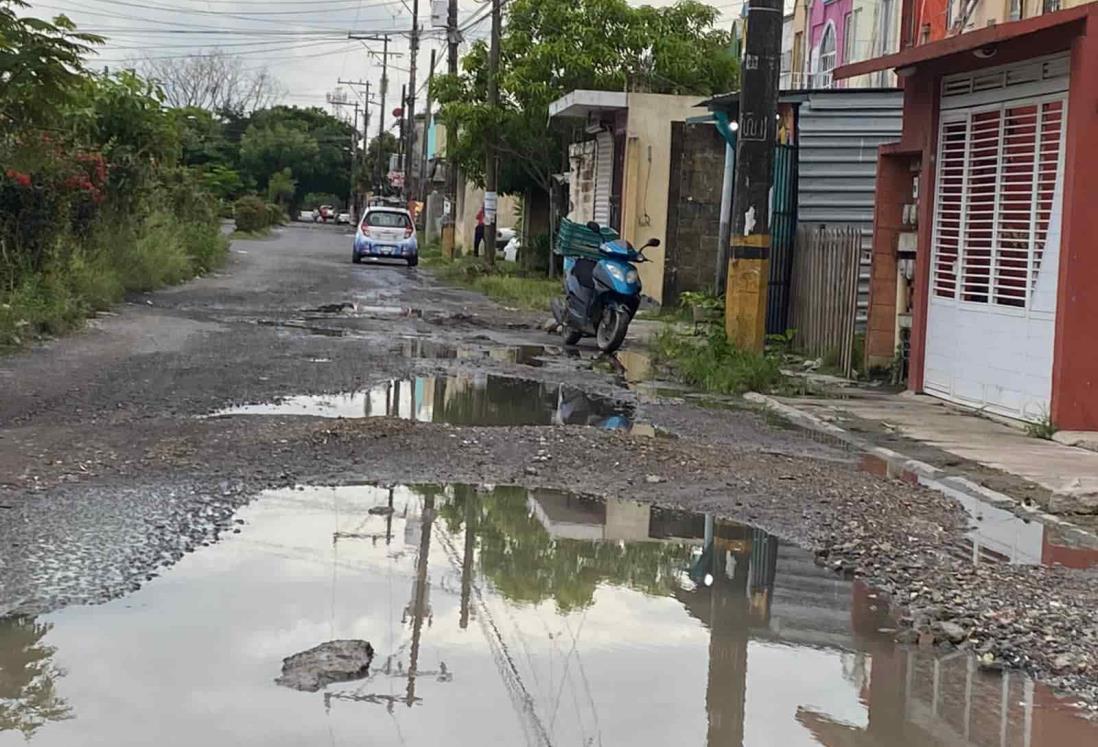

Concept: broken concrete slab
[[275, 640, 374, 692], [1054, 431, 1098, 454], [1049, 479, 1098, 515]]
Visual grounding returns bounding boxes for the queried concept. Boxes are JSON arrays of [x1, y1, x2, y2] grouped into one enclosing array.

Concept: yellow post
[[441, 222, 455, 259], [724, 234, 770, 352]]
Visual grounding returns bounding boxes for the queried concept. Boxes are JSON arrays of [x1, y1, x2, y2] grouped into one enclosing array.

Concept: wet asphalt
[[2, 223, 1098, 731]]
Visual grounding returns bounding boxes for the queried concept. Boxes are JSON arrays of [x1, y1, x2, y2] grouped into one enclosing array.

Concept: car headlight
[[607, 264, 625, 282]]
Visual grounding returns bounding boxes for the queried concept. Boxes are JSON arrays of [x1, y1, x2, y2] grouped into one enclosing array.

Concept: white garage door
[[925, 54, 1068, 422]]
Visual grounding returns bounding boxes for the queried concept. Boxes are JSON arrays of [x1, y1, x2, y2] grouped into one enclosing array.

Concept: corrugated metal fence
[[795, 91, 903, 329], [789, 226, 862, 377]]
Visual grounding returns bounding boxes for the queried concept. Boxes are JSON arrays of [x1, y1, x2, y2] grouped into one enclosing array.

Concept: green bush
[[265, 202, 287, 227], [653, 326, 785, 395], [233, 195, 269, 233]]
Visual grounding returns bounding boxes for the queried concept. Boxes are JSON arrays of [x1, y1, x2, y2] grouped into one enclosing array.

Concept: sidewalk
[[753, 388, 1098, 516]]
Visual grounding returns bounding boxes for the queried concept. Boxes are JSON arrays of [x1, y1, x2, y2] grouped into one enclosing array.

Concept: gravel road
[[2, 223, 1096, 710]]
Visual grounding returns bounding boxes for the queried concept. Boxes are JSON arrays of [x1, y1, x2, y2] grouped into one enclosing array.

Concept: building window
[[816, 23, 837, 87], [792, 31, 804, 75], [843, 11, 859, 64], [1009, 0, 1022, 20], [1043, 0, 1061, 11], [932, 98, 1066, 309]]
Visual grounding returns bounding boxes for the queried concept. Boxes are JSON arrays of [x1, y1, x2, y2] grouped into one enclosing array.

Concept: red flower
[[5, 169, 31, 188]]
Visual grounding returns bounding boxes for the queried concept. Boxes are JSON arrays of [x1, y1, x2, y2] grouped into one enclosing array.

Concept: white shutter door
[[593, 132, 613, 227], [925, 83, 1067, 421]]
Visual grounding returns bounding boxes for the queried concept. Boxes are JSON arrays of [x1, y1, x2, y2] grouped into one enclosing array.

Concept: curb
[[743, 391, 1098, 548]]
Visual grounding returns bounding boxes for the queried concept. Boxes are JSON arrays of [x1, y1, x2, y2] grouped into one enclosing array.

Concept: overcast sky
[[26, 0, 745, 135]]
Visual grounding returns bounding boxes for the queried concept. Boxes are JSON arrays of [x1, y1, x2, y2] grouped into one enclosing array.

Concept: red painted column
[[1051, 7, 1098, 431], [903, 74, 940, 395]]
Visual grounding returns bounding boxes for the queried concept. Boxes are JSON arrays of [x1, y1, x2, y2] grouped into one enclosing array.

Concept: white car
[[336, 212, 352, 225], [353, 207, 419, 267]]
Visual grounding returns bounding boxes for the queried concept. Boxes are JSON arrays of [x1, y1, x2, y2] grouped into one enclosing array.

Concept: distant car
[[336, 212, 352, 225], [353, 207, 418, 267]]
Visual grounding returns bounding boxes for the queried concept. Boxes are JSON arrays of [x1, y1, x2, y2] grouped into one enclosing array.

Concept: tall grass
[[653, 326, 786, 395], [424, 249, 560, 311], [0, 208, 228, 348]]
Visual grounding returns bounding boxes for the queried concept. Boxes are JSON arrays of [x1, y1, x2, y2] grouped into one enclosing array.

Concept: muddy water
[[1, 486, 1093, 746], [213, 375, 635, 429]]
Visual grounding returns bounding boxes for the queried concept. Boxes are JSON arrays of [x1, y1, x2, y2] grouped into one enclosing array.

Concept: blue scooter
[[551, 221, 660, 354]]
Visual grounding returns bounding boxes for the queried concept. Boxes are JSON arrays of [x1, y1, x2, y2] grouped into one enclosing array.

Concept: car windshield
[[363, 211, 410, 229]]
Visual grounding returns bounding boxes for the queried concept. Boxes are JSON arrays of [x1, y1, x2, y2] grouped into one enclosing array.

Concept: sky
[[25, 0, 746, 137]]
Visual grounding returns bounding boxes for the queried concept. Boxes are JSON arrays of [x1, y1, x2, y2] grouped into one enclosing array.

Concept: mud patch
[[2, 484, 1091, 745], [211, 374, 635, 428]]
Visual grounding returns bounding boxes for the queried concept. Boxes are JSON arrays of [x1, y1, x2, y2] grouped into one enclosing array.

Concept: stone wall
[[662, 122, 727, 306]]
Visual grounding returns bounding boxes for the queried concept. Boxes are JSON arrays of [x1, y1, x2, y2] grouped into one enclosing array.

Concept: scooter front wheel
[[596, 304, 630, 353]]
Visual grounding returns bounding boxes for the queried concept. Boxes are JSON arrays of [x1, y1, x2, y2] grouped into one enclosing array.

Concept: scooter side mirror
[[586, 221, 601, 234], [643, 238, 661, 249]]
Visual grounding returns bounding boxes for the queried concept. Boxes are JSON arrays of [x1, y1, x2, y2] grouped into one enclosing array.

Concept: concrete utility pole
[[338, 79, 373, 210], [405, 0, 420, 201], [483, 0, 502, 266], [349, 33, 397, 192], [725, 0, 783, 351], [419, 48, 437, 202], [441, 0, 460, 259]]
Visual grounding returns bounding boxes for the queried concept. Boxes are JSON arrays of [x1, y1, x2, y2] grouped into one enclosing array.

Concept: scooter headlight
[[607, 264, 625, 282], [625, 269, 638, 284]]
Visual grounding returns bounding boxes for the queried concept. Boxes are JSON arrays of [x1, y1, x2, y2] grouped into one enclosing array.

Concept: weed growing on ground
[[1025, 413, 1058, 440], [653, 325, 786, 395]]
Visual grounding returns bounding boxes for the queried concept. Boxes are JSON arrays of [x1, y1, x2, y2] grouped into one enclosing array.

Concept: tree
[[135, 50, 285, 117], [0, 0, 101, 129], [434, 0, 738, 197], [238, 106, 352, 203], [267, 167, 296, 209]]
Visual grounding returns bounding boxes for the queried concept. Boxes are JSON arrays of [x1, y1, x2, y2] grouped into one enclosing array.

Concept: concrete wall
[[663, 122, 727, 306], [621, 93, 708, 306]]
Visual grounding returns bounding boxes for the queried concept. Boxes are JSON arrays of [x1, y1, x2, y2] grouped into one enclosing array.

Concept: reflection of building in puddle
[[524, 491, 1093, 747], [861, 454, 1098, 570]]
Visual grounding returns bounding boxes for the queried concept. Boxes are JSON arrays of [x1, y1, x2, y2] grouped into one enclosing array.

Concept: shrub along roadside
[[652, 325, 786, 395], [420, 244, 559, 311], [232, 194, 286, 236]]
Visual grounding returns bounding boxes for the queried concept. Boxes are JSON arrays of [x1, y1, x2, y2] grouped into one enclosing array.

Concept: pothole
[[210, 374, 637, 429]]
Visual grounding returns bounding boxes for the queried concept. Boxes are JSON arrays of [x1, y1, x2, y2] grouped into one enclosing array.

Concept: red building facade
[[836, 5, 1098, 430]]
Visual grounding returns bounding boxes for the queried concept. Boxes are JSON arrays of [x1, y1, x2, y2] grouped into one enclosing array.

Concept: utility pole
[[725, 0, 783, 351], [419, 48, 437, 203], [483, 0, 502, 266], [326, 92, 360, 214], [350, 33, 397, 192], [398, 83, 408, 195], [405, 0, 420, 203], [339, 79, 374, 205], [441, 0, 460, 259]]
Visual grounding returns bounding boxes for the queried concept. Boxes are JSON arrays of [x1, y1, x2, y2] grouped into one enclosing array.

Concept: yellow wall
[[455, 180, 519, 254], [621, 93, 708, 305]]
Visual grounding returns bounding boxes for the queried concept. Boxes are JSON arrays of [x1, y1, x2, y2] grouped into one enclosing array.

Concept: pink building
[[808, 0, 855, 86]]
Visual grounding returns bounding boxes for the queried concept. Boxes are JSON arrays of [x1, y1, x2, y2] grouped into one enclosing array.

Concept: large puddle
[[213, 375, 636, 429], [2, 485, 1093, 746]]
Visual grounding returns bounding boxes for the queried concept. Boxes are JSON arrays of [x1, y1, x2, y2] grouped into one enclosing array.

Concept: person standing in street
[[474, 204, 485, 257]]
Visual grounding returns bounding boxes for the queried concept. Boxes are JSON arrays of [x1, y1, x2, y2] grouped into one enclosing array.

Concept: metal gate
[[767, 143, 798, 335]]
